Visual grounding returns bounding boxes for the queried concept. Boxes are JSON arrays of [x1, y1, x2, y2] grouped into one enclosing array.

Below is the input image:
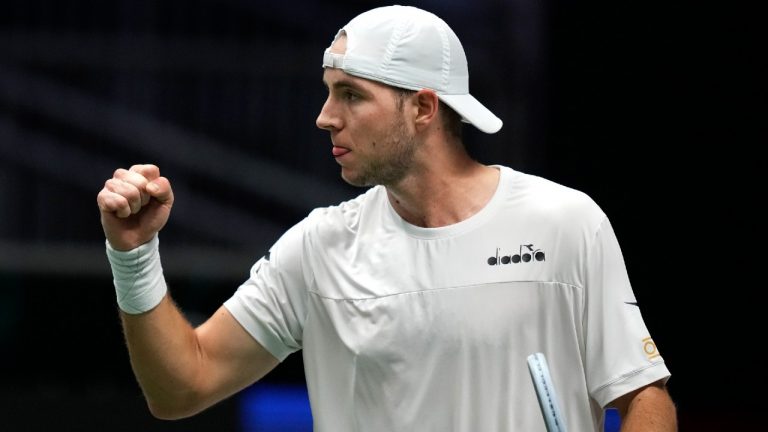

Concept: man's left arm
[[609, 379, 677, 431]]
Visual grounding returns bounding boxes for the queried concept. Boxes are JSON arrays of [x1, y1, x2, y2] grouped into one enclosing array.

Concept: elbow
[[147, 402, 193, 421], [147, 404, 187, 421], [146, 392, 207, 420]]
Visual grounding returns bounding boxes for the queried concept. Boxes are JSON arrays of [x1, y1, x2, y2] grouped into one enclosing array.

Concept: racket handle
[[527, 352, 568, 432]]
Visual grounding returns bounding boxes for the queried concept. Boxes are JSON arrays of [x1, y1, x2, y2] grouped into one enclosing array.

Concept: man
[[97, 6, 676, 431]]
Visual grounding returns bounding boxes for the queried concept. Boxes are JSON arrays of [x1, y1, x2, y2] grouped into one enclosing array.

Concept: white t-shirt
[[224, 166, 670, 431]]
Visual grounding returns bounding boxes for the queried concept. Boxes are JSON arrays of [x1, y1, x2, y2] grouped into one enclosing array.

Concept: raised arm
[[609, 380, 677, 431], [98, 164, 278, 419], [122, 299, 278, 419]]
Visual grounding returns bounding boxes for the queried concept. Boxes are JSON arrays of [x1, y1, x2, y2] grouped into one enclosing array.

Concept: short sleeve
[[224, 220, 310, 362], [584, 217, 671, 407]]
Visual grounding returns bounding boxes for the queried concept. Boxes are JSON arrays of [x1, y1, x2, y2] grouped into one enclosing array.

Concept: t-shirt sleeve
[[223, 220, 310, 362], [584, 217, 671, 408]]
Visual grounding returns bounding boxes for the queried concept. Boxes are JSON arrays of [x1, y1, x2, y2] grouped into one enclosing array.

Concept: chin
[[340, 170, 374, 188], [340, 171, 363, 187]]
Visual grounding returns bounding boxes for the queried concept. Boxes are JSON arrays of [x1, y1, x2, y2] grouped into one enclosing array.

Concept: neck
[[385, 145, 500, 228]]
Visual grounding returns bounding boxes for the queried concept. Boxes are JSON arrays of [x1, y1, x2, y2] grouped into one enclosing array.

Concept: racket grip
[[527, 352, 568, 432]]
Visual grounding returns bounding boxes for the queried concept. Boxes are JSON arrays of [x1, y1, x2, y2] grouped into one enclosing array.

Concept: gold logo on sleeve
[[642, 337, 660, 360]]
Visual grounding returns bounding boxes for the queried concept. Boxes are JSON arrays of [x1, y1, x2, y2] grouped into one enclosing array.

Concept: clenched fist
[[97, 164, 174, 251]]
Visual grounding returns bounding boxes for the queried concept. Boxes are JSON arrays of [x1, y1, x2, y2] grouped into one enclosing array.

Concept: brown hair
[[393, 88, 463, 140]]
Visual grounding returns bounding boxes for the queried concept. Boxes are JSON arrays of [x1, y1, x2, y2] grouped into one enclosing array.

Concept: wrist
[[106, 235, 168, 314]]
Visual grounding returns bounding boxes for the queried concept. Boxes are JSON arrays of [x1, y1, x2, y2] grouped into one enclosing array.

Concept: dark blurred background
[[0, 0, 761, 430]]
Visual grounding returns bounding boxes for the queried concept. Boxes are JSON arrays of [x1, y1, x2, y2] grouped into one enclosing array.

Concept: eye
[[343, 90, 360, 102]]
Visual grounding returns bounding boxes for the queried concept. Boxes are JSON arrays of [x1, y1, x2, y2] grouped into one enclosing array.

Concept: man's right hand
[[97, 164, 279, 419], [97, 164, 174, 251]]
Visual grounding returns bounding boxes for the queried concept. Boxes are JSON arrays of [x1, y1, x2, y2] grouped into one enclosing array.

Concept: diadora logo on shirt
[[487, 244, 546, 266]]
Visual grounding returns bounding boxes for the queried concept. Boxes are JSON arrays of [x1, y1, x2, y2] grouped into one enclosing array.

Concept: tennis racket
[[527, 352, 568, 432]]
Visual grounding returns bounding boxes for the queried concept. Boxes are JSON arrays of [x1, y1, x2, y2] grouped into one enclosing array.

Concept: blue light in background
[[239, 383, 313, 432], [240, 383, 620, 432], [605, 408, 621, 432]]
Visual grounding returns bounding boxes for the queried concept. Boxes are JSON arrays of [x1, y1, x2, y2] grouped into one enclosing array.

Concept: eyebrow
[[323, 78, 366, 93]]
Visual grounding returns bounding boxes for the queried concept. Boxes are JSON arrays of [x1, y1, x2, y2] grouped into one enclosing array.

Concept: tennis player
[[97, 6, 676, 431]]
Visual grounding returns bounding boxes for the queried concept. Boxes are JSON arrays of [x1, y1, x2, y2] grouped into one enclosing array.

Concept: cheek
[[347, 99, 401, 148], [354, 114, 389, 147]]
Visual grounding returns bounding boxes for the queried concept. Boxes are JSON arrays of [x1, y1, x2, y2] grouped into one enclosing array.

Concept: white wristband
[[106, 235, 168, 314]]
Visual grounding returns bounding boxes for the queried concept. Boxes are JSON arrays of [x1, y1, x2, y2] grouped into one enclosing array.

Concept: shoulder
[[301, 185, 386, 240], [263, 187, 383, 275], [503, 167, 606, 229]]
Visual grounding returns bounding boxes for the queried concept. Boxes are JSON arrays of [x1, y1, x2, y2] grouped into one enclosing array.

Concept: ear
[[412, 89, 440, 131]]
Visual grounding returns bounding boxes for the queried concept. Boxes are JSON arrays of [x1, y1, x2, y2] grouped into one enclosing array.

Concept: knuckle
[[124, 184, 141, 201], [126, 171, 149, 187], [100, 193, 126, 214], [96, 190, 109, 207], [115, 196, 131, 215], [104, 179, 119, 192], [130, 163, 159, 176]]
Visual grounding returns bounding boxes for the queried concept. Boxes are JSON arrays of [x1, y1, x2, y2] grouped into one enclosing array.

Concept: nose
[[316, 96, 341, 131]]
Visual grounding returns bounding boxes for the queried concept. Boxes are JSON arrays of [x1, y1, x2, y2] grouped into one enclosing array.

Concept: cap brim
[[439, 93, 503, 134]]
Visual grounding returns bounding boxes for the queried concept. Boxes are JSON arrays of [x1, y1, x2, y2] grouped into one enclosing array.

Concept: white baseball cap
[[322, 5, 503, 134]]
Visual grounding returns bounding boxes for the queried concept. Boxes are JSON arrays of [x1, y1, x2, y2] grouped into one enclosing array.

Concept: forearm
[[106, 234, 205, 417], [121, 295, 207, 419], [99, 165, 276, 419], [99, 166, 277, 419], [619, 384, 677, 432]]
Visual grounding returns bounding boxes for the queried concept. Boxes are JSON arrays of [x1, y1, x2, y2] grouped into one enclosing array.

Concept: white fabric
[[322, 5, 503, 134], [106, 235, 167, 314], [225, 166, 670, 431]]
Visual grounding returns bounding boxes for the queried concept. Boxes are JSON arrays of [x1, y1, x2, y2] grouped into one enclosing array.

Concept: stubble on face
[[343, 107, 419, 188]]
